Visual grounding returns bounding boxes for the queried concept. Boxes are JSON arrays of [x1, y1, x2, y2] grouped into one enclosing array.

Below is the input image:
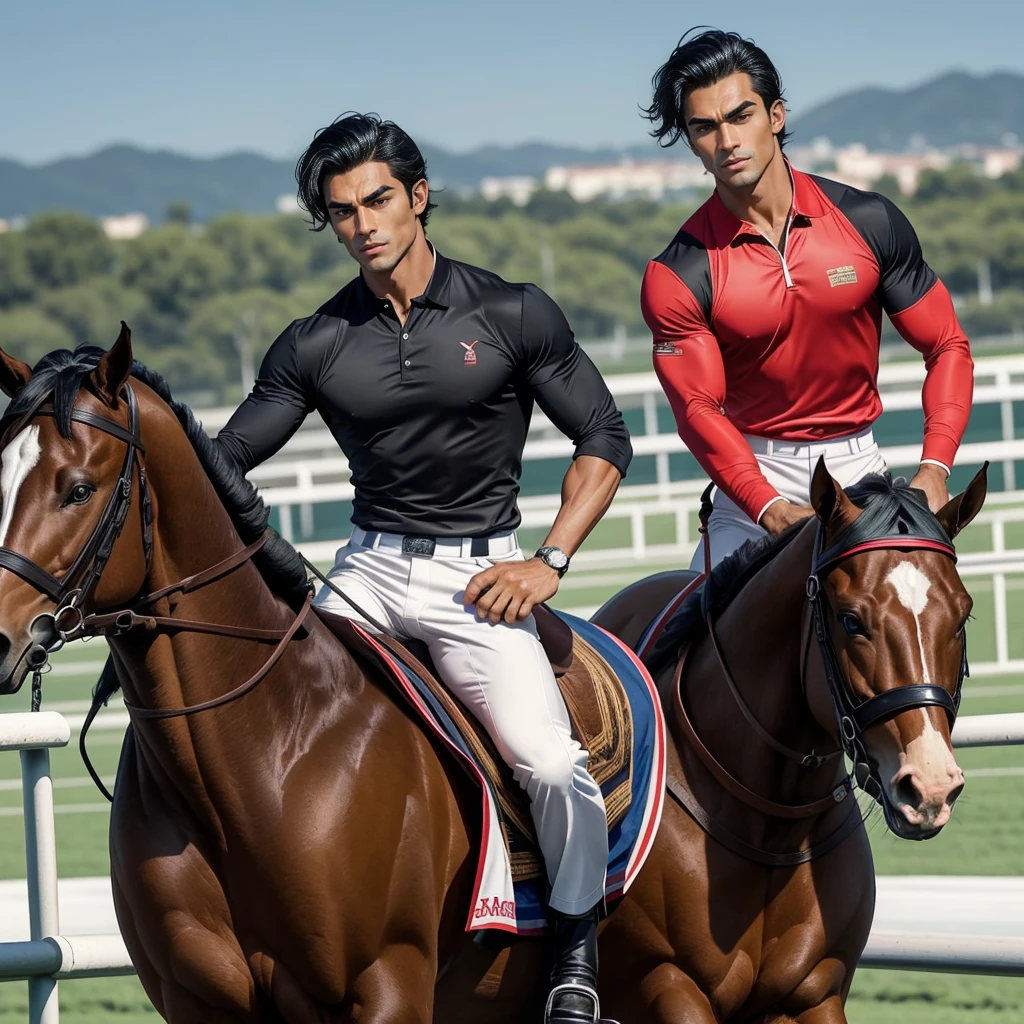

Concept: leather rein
[[0, 385, 314, 797], [663, 486, 967, 867]]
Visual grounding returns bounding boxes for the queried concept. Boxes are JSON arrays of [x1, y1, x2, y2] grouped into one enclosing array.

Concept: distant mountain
[[4, 69, 1024, 222], [788, 70, 1024, 150], [0, 140, 670, 222]]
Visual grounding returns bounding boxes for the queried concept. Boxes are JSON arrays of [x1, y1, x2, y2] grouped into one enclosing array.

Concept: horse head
[[0, 326, 149, 695], [808, 457, 987, 840]]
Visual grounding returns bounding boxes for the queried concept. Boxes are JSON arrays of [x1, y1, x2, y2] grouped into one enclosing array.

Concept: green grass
[[0, 977, 157, 1020], [848, 971, 1024, 1023]]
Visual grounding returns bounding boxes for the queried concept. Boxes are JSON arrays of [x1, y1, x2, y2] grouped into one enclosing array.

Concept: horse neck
[[107, 412, 356, 805], [684, 521, 840, 794]]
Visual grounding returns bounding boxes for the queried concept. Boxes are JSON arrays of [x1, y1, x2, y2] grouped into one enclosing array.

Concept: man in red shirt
[[640, 29, 974, 568]]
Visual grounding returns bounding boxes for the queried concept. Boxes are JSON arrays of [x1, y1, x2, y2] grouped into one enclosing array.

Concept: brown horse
[[0, 331, 985, 1022]]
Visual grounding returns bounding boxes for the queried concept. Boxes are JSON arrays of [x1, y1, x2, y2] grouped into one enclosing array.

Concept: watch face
[[544, 548, 569, 569]]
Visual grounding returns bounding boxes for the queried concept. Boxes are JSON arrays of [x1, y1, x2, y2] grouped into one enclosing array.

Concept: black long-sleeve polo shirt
[[214, 251, 632, 537]]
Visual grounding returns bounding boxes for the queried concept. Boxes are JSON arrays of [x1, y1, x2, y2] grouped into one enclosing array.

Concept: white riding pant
[[312, 527, 609, 916], [690, 427, 888, 572]]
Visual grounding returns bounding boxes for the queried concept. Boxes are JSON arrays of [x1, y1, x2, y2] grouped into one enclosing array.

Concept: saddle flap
[[312, 606, 635, 878]]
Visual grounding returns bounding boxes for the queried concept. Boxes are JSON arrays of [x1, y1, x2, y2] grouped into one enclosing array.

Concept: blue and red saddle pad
[[351, 609, 671, 935]]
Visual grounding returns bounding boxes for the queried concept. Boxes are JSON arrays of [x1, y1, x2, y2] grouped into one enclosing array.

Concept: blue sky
[[2, 0, 1022, 163]]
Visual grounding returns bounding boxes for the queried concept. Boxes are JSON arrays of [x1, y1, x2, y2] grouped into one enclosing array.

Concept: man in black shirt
[[215, 114, 632, 1023]]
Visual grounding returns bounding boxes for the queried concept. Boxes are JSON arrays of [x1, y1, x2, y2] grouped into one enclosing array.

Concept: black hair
[[642, 27, 791, 150], [295, 112, 437, 231]]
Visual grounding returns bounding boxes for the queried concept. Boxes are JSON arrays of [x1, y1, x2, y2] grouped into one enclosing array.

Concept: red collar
[[706, 161, 831, 246]]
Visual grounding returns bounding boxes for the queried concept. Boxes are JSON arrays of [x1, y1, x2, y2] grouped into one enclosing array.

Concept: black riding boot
[[545, 909, 600, 1023]]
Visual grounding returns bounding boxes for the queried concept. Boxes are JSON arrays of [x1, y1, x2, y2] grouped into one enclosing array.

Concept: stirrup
[[544, 979, 600, 1024]]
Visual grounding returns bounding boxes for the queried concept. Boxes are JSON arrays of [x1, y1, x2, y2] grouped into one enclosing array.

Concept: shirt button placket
[[401, 330, 411, 374]]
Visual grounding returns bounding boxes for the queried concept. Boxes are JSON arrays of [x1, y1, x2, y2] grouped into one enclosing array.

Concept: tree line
[[0, 163, 1022, 404]]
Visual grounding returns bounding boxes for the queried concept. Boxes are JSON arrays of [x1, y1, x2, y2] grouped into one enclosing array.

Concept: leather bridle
[[807, 522, 968, 817], [0, 384, 313, 735], [0, 385, 152, 705], [668, 486, 969, 863]]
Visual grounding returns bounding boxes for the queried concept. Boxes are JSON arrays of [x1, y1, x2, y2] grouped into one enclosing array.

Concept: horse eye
[[63, 483, 95, 507], [840, 612, 867, 637]]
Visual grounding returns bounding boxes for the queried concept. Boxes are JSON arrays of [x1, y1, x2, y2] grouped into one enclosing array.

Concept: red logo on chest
[[460, 341, 479, 365]]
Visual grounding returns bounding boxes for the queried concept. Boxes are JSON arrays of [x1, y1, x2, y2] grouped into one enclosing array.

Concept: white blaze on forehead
[[886, 560, 934, 686], [0, 425, 42, 547]]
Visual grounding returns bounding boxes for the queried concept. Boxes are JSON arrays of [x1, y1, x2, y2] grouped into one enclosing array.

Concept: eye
[[840, 612, 868, 637], [62, 483, 95, 507]]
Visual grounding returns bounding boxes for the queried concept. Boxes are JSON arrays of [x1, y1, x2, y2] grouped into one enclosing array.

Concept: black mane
[[2, 346, 310, 607], [646, 473, 939, 672]]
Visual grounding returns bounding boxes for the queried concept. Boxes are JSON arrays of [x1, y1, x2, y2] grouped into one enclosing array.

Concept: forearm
[[891, 282, 974, 471], [540, 456, 623, 556]]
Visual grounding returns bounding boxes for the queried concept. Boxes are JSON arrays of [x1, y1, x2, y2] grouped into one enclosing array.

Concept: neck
[[361, 229, 435, 317], [716, 148, 793, 235], [683, 521, 842, 810]]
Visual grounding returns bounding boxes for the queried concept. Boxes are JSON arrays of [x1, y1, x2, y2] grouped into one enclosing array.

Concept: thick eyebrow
[[687, 99, 756, 127], [326, 184, 394, 210]]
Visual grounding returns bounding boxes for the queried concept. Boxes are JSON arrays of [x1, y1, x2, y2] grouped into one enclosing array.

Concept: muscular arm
[[464, 286, 631, 622], [875, 198, 974, 508], [213, 322, 315, 473], [642, 259, 783, 524]]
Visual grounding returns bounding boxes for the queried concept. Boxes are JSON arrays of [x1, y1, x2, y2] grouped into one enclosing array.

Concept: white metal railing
[[1, 707, 1023, 1021], [196, 353, 1024, 509], [0, 714, 134, 1024]]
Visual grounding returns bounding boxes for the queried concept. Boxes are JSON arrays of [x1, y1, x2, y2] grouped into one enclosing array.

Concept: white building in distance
[[544, 158, 709, 202], [100, 213, 149, 239]]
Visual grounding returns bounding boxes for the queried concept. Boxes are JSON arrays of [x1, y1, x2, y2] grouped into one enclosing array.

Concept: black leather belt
[[357, 532, 506, 558]]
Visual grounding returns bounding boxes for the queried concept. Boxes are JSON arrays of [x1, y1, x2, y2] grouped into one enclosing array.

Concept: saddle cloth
[[316, 605, 666, 934]]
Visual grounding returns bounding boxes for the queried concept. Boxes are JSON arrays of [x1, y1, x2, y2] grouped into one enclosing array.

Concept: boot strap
[[545, 980, 600, 1024]]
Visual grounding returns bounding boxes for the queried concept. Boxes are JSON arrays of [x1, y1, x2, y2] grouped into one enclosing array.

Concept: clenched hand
[[463, 558, 561, 624]]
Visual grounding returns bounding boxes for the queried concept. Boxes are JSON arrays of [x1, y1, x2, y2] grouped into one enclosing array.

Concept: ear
[[936, 462, 988, 541], [0, 348, 32, 398], [811, 455, 846, 523], [92, 322, 134, 408]]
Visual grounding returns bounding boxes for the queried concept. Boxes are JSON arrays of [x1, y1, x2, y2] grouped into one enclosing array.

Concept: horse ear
[[810, 455, 845, 522], [92, 322, 134, 407], [936, 462, 988, 541], [0, 348, 32, 398]]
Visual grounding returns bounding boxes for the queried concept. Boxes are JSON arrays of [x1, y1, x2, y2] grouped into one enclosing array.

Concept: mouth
[[360, 243, 386, 256], [720, 156, 751, 172], [880, 794, 944, 841]]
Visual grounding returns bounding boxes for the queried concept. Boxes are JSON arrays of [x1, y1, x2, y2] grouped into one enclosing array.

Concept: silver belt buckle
[[401, 536, 436, 557]]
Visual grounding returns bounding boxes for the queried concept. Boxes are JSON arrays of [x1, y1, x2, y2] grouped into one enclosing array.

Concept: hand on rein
[[759, 498, 816, 536], [463, 558, 561, 624]]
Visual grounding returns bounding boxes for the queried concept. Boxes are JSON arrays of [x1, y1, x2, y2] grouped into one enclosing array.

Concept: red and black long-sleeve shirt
[[641, 166, 974, 522]]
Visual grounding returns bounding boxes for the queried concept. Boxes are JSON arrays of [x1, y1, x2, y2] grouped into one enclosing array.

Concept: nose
[[0, 631, 10, 670], [354, 207, 376, 237], [891, 763, 965, 830], [718, 124, 739, 150]]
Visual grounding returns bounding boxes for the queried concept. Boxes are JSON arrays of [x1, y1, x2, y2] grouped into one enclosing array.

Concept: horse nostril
[[895, 775, 923, 810], [0, 632, 10, 668], [947, 780, 965, 807]]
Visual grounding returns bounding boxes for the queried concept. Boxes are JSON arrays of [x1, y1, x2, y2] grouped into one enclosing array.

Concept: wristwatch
[[535, 546, 570, 578]]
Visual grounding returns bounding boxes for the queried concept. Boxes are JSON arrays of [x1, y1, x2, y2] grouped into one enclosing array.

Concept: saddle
[[315, 605, 635, 882]]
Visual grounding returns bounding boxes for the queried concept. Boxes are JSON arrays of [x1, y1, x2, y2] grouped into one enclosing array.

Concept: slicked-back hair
[[295, 112, 437, 231], [642, 28, 790, 150]]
